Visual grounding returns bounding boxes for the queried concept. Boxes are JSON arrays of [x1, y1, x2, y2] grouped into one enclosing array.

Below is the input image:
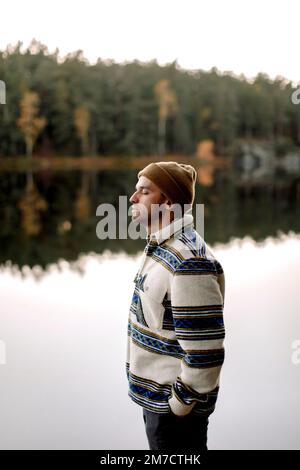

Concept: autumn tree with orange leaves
[[74, 106, 91, 155], [17, 91, 47, 157], [154, 79, 178, 156]]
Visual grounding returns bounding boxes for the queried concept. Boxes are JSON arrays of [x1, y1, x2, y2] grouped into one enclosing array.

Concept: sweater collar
[[146, 209, 194, 245]]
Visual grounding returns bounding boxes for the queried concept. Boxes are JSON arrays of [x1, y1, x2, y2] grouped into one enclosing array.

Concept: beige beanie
[[138, 161, 197, 205]]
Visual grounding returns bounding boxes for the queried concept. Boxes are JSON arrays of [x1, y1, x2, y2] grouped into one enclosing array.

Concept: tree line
[[0, 39, 300, 158]]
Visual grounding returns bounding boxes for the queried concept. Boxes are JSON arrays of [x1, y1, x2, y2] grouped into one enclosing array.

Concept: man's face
[[129, 176, 169, 228]]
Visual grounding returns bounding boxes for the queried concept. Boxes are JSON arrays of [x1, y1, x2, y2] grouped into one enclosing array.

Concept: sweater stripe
[[129, 320, 184, 358]]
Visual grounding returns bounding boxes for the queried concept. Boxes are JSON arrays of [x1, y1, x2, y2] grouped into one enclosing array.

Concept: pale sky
[[1, 0, 299, 84]]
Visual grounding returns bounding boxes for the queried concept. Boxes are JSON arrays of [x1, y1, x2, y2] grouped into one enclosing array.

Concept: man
[[126, 161, 226, 451]]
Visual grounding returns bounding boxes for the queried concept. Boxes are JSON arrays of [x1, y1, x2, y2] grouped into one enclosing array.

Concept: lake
[[0, 157, 299, 449]]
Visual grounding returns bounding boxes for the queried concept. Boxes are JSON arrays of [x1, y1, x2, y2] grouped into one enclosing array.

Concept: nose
[[129, 191, 138, 204]]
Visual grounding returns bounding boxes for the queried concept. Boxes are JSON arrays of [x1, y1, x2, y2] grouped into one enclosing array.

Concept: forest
[[0, 39, 300, 159]]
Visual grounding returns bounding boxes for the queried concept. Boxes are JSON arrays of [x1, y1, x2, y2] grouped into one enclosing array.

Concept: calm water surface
[[0, 234, 299, 449]]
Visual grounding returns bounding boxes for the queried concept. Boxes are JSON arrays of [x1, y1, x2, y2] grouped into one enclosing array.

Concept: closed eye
[[135, 186, 150, 194]]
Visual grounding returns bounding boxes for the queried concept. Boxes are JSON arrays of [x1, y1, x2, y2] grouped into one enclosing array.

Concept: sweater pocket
[[139, 288, 166, 331]]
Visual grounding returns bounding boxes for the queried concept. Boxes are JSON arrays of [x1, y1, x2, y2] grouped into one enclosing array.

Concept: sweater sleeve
[[168, 256, 225, 417]]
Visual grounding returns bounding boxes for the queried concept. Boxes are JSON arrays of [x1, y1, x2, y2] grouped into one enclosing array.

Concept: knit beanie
[[138, 161, 197, 205]]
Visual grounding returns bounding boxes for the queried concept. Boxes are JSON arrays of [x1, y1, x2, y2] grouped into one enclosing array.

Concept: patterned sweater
[[125, 211, 226, 417]]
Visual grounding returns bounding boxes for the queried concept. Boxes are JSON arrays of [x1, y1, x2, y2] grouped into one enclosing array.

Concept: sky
[[1, 0, 299, 85]]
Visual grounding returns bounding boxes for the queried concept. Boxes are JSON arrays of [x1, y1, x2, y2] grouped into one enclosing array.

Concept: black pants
[[143, 407, 209, 451]]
